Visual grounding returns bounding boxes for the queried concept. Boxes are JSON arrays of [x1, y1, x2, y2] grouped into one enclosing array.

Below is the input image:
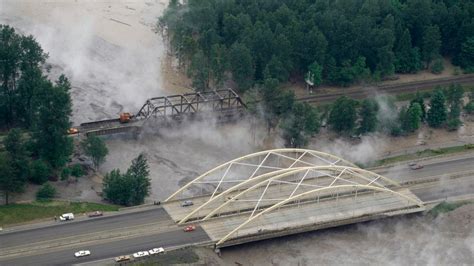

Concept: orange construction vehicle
[[119, 112, 132, 123]]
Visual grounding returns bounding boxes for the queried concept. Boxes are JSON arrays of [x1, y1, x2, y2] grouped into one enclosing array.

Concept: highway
[[378, 155, 474, 181], [1, 154, 473, 266], [0, 227, 210, 266]]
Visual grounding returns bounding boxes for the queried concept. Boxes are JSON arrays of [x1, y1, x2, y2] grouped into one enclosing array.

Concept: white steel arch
[[215, 184, 424, 245], [166, 148, 358, 201], [166, 149, 424, 246], [177, 165, 400, 224]]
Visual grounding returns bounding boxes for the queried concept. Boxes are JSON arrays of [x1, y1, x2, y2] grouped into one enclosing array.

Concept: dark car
[[410, 164, 424, 170], [88, 211, 103, 217], [181, 200, 194, 207]]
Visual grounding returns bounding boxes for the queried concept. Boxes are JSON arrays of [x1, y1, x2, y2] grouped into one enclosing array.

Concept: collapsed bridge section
[[163, 149, 425, 247]]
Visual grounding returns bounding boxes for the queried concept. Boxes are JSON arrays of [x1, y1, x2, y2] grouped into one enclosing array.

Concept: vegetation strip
[[0, 200, 119, 226], [429, 201, 472, 216]]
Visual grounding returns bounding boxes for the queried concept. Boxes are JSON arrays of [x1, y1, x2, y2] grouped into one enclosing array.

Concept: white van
[[59, 213, 74, 221]]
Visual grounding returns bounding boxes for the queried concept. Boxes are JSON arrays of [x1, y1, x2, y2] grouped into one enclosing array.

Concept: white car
[[133, 251, 149, 258], [149, 247, 164, 255], [74, 250, 91, 257]]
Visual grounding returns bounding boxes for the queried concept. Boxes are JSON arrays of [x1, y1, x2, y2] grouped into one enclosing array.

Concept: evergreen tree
[[281, 102, 320, 147], [430, 58, 444, 74], [29, 160, 50, 185], [422, 25, 441, 67], [3, 128, 29, 187], [401, 103, 422, 133], [459, 37, 474, 71], [410, 91, 426, 121], [188, 50, 209, 91], [358, 99, 379, 134], [305, 61, 323, 87], [209, 44, 227, 88], [0, 154, 20, 205], [328, 96, 358, 133], [395, 29, 422, 73], [102, 154, 151, 206], [102, 169, 131, 205], [229, 42, 254, 91], [427, 89, 447, 128], [445, 84, 464, 131]]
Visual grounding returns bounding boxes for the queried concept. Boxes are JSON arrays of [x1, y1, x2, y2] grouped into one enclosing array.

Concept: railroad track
[[298, 74, 474, 104]]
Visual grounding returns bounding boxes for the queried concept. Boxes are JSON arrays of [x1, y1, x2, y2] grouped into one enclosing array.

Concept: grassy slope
[[0, 200, 119, 226]]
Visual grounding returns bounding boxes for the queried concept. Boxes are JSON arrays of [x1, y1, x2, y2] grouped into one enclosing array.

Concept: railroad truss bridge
[[77, 88, 246, 136]]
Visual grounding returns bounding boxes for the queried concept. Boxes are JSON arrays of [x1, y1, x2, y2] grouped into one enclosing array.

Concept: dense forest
[[159, 0, 474, 91]]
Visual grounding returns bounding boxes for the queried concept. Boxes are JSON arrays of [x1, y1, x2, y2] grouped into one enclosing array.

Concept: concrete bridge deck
[[198, 188, 423, 247]]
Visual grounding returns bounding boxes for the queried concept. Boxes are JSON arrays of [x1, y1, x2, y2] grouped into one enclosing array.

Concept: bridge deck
[[163, 175, 390, 223], [198, 188, 423, 245]]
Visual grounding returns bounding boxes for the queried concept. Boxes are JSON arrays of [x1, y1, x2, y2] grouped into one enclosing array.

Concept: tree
[[410, 92, 426, 121], [305, 61, 323, 87], [427, 89, 447, 128], [31, 75, 73, 168], [36, 182, 56, 200], [0, 154, 22, 205], [430, 58, 444, 74], [422, 25, 441, 67], [394, 29, 422, 73], [70, 164, 85, 178], [264, 55, 288, 82], [159, 1, 472, 89], [261, 78, 295, 131], [281, 102, 320, 147], [29, 160, 50, 185], [102, 169, 131, 205], [459, 37, 474, 71], [445, 84, 464, 131], [358, 99, 379, 134], [126, 153, 151, 205], [102, 154, 151, 206], [81, 135, 109, 170], [328, 96, 358, 133], [465, 101, 474, 114], [401, 103, 422, 133], [2, 129, 29, 203], [188, 50, 210, 91], [229, 42, 254, 91], [0, 25, 47, 128], [209, 43, 227, 87]]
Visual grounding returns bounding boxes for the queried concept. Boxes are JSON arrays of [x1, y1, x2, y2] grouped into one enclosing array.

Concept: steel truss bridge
[[163, 149, 425, 247], [78, 89, 246, 136]]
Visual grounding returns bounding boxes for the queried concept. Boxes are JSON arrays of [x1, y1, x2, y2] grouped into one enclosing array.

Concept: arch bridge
[[163, 149, 425, 247]]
